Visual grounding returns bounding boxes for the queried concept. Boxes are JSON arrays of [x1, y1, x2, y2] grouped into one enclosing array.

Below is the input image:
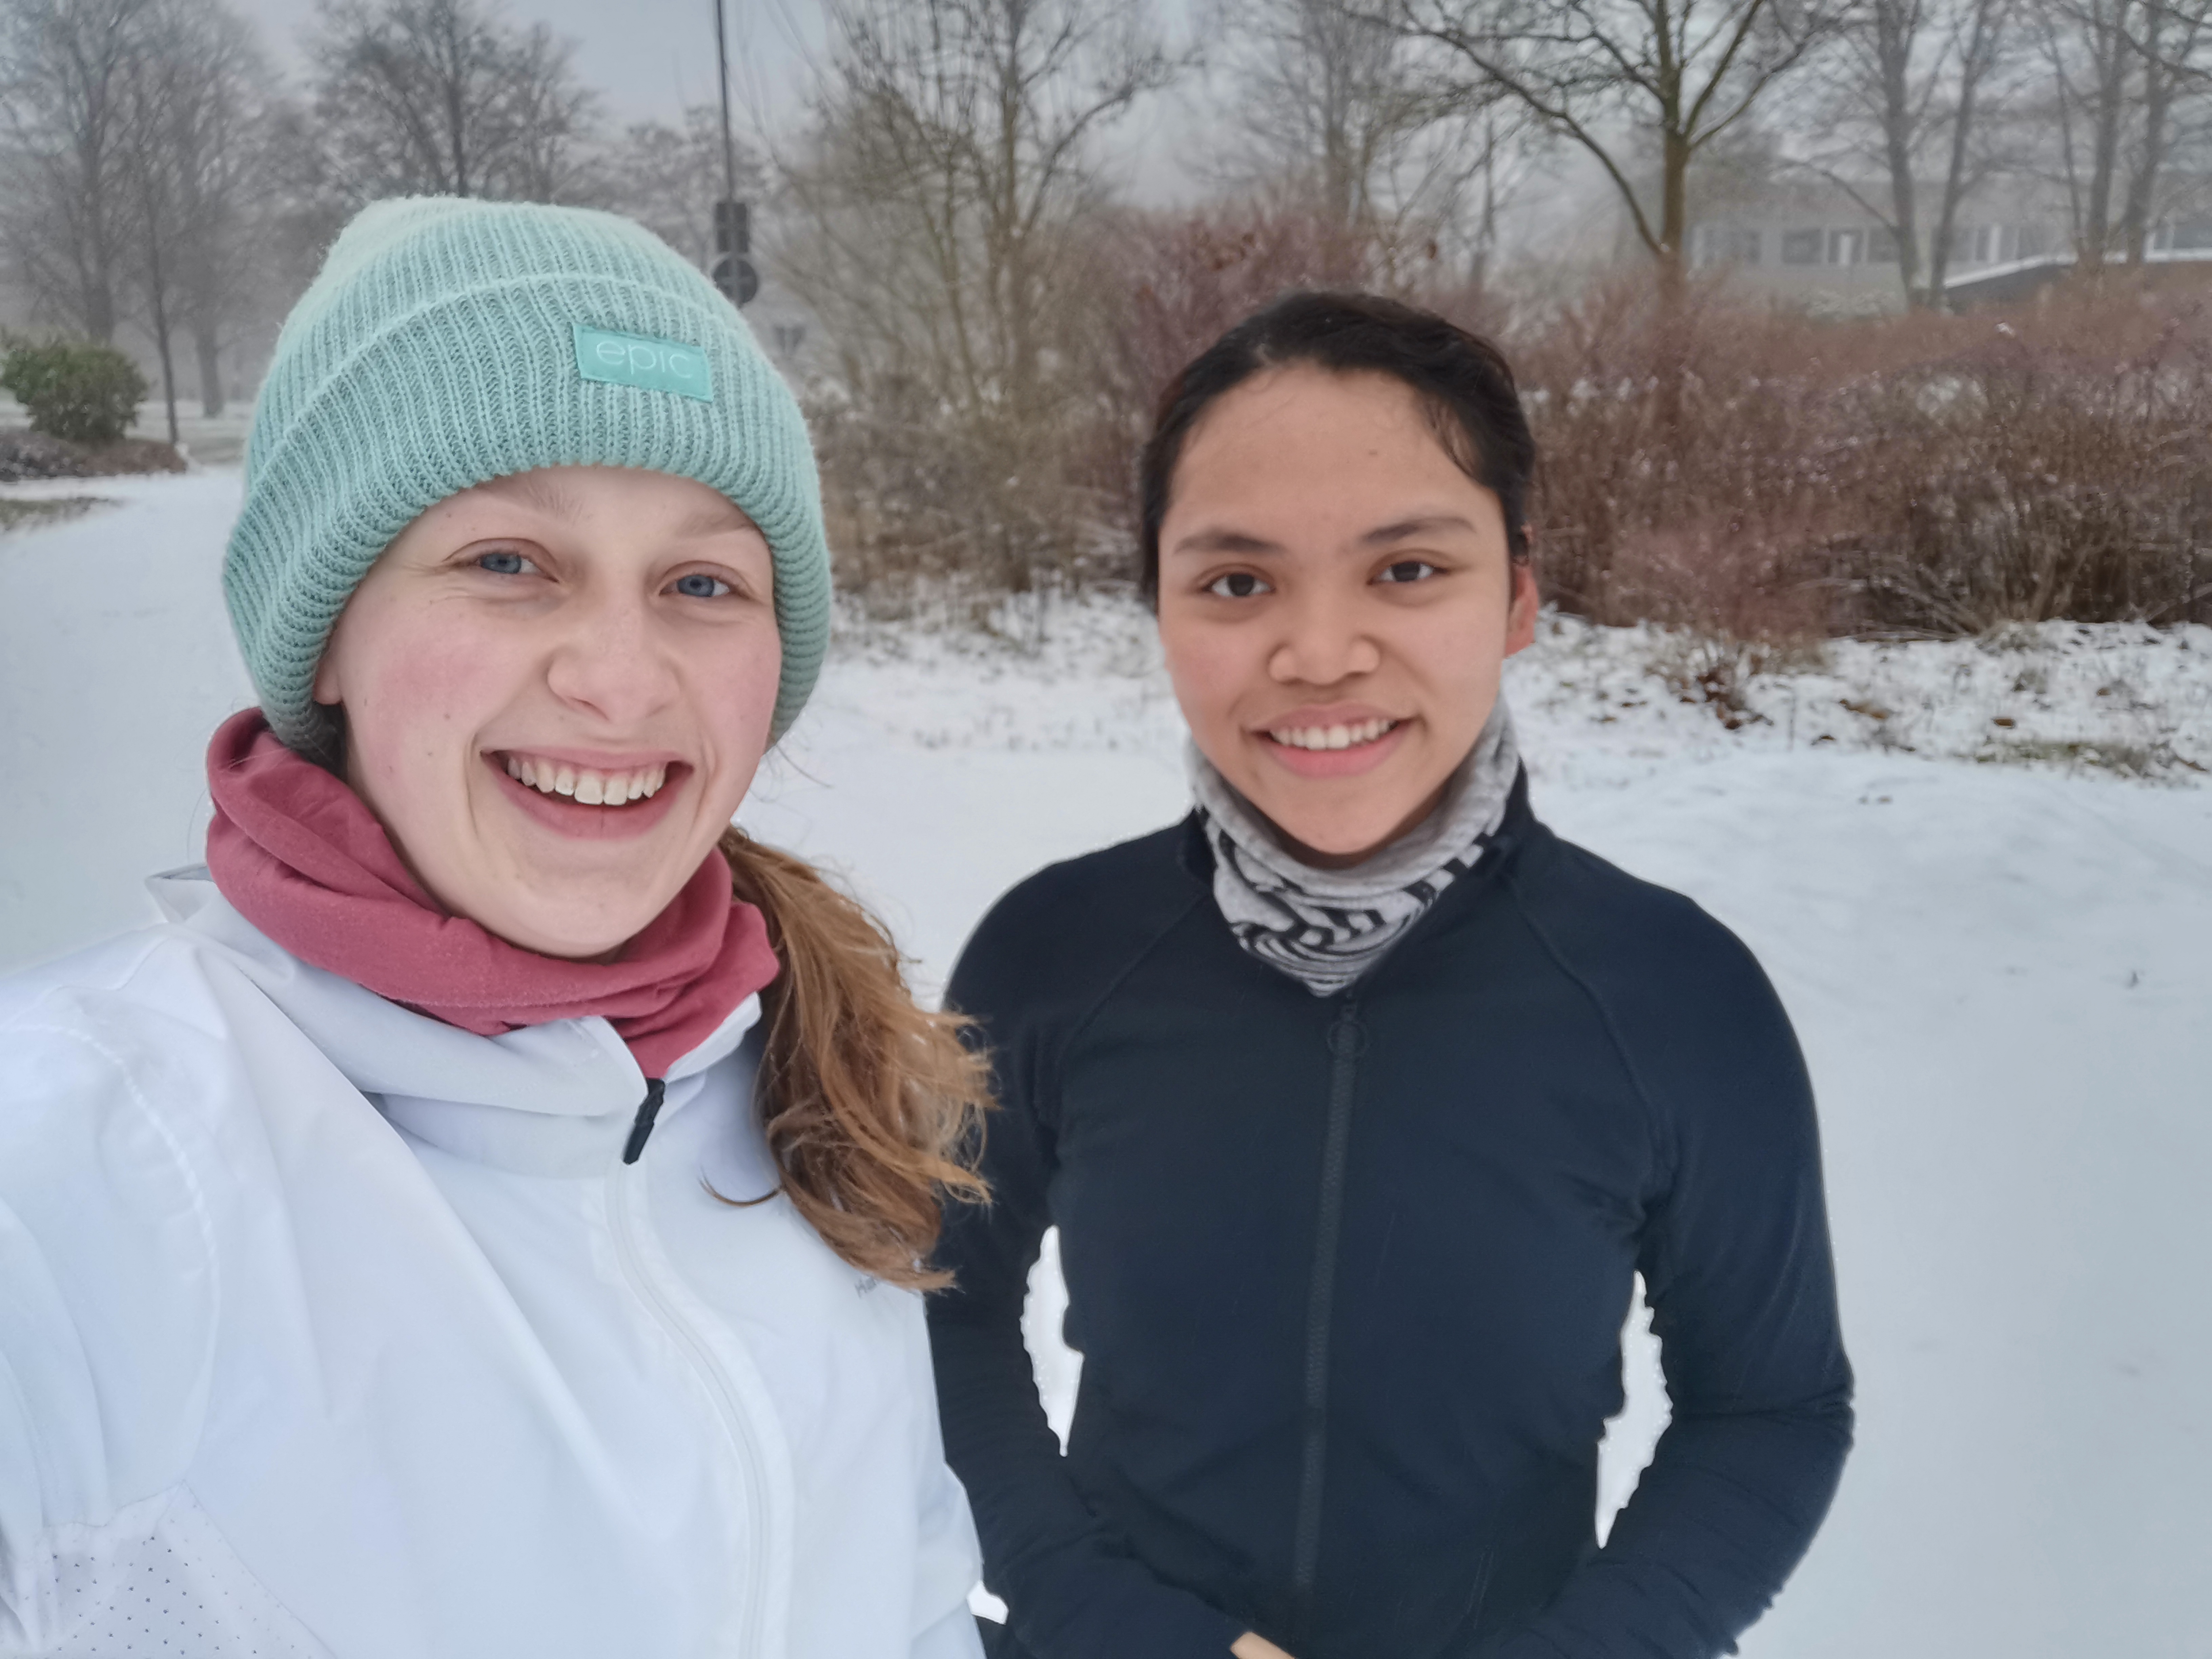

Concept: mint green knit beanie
[[225, 196, 830, 757]]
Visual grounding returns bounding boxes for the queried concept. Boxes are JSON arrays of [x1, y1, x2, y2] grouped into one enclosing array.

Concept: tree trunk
[[147, 256, 179, 445], [194, 323, 224, 418], [1655, 124, 1690, 440], [2079, 0, 2134, 273], [1930, 0, 1998, 306], [1658, 124, 1690, 310], [2121, 16, 2171, 265], [1877, 0, 1923, 305]]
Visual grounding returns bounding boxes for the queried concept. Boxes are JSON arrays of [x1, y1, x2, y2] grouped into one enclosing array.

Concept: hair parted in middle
[[1137, 290, 1538, 603]]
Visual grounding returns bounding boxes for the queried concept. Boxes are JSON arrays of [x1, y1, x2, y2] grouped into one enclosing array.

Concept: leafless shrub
[[1516, 278, 2212, 638]]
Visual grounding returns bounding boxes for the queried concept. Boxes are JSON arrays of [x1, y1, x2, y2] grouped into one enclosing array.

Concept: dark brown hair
[[1138, 290, 1537, 602], [717, 828, 989, 1290]]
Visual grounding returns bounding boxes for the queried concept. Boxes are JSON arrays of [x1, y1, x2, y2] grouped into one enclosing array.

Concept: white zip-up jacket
[[0, 871, 985, 1659]]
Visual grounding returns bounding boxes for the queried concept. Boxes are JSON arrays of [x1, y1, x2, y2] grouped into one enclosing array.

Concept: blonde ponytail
[[715, 828, 990, 1290]]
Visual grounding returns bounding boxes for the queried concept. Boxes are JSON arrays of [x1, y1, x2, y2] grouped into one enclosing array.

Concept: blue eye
[[1206, 571, 1271, 599], [1377, 559, 1438, 585], [673, 572, 732, 599], [475, 549, 536, 576]]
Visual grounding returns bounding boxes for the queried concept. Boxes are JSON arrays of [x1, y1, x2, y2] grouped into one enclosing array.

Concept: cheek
[[1158, 610, 1256, 733], [691, 624, 784, 790], [342, 609, 517, 786]]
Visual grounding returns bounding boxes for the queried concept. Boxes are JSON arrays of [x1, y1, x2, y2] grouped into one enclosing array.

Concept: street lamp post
[[711, 0, 757, 307]]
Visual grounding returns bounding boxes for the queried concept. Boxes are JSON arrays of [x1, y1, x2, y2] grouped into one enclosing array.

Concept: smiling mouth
[[498, 752, 672, 806], [1265, 717, 1401, 753]]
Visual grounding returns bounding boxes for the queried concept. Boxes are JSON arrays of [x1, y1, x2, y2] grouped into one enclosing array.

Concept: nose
[[1267, 587, 1382, 688], [542, 582, 681, 727]]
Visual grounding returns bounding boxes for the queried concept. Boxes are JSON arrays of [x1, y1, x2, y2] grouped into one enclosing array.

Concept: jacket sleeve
[[1495, 906, 1855, 1659], [0, 1013, 216, 1644], [927, 917, 1248, 1659], [903, 1285, 987, 1659]]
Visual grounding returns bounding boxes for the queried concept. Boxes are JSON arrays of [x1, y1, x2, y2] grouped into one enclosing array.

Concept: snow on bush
[[824, 595, 2211, 785]]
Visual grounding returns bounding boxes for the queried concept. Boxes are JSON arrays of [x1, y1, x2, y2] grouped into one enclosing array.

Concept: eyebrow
[[1168, 514, 1479, 558], [1360, 514, 1478, 546], [476, 472, 583, 520], [1169, 527, 1285, 557], [671, 500, 758, 539]]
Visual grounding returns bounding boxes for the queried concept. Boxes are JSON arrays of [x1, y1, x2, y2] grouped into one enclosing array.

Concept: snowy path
[[4, 477, 2208, 1658]]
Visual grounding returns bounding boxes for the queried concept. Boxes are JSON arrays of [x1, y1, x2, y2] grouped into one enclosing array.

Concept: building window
[[1869, 225, 1899, 263], [1828, 228, 1865, 266], [2017, 224, 2051, 259], [1973, 224, 1996, 263], [2172, 218, 2212, 251], [1694, 225, 1763, 266], [1782, 228, 1823, 265]]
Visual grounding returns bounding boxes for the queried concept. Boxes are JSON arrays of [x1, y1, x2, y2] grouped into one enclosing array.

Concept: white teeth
[[498, 755, 672, 805], [1269, 718, 1396, 752]]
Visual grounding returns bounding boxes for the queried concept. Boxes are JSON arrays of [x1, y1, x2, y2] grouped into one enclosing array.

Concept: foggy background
[[4, 0, 2210, 1656]]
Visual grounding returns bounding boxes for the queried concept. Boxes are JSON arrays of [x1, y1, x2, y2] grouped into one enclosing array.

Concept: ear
[[1503, 558, 1540, 658]]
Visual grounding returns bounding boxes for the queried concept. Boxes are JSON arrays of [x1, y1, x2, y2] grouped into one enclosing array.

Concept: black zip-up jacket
[[928, 777, 1853, 1659]]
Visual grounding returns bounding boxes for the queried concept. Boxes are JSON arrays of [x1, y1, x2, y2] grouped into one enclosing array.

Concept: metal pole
[[713, 0, 738, 216]]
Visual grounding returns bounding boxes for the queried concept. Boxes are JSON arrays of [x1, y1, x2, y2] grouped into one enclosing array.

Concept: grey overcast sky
[[234, 0, 824, 123], [233, 0, 1208, 198]]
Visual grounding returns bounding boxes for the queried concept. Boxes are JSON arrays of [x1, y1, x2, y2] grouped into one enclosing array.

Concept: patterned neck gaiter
[[1188, 702, 1521, 997]]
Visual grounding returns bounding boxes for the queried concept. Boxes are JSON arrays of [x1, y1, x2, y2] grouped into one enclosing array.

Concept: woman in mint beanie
[[0, 198, 990, 1658]]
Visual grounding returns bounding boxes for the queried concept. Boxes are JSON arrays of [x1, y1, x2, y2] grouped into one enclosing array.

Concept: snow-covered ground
[[4, 474, 2209, 1658]]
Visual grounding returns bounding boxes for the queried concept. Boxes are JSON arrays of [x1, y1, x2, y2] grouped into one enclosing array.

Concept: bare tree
[[309, 0, 598, 204], [782, 0, 1172, 424], [1213, 0, 1538, 283], [777, 0, 1177, 595], [0, 0, 158, 341], [2037, 0, 2139, 267], [1370, 0, 1839, 301], [2116, 0, 2212, 261], [1923, 0, 2009, 293], [1213, 0, 1429, 229], [1797, 0, 2011, 304], [112, 0, 275, 430]]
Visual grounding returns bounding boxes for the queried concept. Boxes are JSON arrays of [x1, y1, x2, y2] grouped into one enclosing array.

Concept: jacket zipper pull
[[621, 1078, 668, 1165]]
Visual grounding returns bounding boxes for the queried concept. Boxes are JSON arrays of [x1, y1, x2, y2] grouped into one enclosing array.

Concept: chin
[[472, 892, 664, 961], [1255, 808, 1394, 866]]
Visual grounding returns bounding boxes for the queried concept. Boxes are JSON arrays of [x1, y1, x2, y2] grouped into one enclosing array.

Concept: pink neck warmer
[[204, 710, 778, 1079]]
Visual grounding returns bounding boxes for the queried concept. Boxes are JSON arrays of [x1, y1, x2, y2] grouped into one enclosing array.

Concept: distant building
[[1686, 176, 2075, 311]]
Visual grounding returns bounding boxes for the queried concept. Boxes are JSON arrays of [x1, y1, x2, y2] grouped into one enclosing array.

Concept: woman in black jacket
[[927, 292, 1853, 1659]]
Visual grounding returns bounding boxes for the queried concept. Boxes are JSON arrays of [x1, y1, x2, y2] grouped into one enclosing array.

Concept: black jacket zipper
[[621, 1077, 668, 1165], [1291, 996, 1365, 1636]]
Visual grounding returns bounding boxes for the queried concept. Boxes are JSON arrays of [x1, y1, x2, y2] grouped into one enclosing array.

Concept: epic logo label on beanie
[[573, 324, 716, 402]]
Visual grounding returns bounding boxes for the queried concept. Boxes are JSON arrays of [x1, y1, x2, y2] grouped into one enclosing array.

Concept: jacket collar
[[150, 868, 759, 1176]]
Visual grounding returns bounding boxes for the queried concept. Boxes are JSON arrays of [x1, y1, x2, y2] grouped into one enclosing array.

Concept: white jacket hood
[[144, 869, 750, 1175]]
